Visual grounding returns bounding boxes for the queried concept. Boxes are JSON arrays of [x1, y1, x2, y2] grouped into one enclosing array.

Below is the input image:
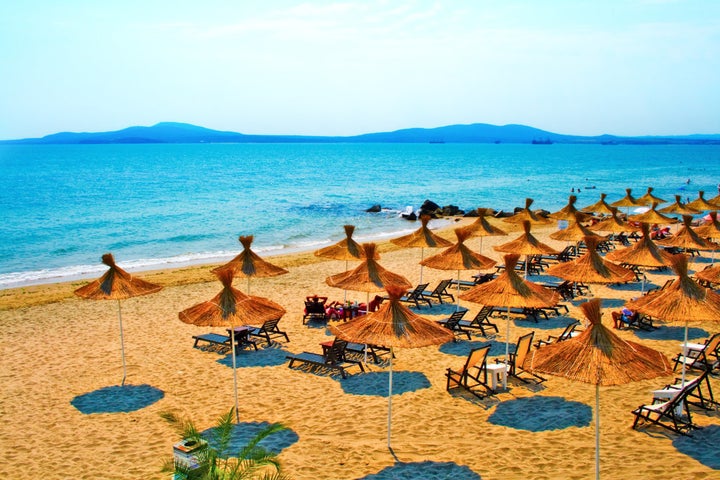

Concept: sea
[[1, 142, 719, 289]]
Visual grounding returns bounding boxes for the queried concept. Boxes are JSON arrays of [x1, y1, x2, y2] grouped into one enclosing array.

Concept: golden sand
[[0, 220, 718, 479]]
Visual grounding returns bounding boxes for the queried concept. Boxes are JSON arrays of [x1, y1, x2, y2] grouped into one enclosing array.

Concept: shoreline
[[0, 217, 469, 310]]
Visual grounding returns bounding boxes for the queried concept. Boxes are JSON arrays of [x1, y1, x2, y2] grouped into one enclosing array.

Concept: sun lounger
[[385, 283, 432, 308], [286, 338, 364, 379], [303, 299, 329, 325], [446, 345, 494, 399], [655, 371, 718, 411], [672, 332, 720, 373], [437, 311, 472, 340], [192, 333, 231, 352], [534, 322, 580, 348], [490, 306, 548, 322], [457, 306, 499, 336], [345, 342, 393, 363], [631, 370, 708, 435], [248, 318, 290, 346], [420, 279, 455, 304], [449, 273, 494, 290]]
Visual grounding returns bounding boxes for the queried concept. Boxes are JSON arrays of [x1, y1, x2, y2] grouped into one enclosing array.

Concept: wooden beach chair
[[420, 279, 455, 304], [458, 306, 499, 336], [437, 311, 472, 340], [446, 345, 494, 399], [672, 332, 720, 373], [496, 332, 545, 383], [533, 322, 579, 348], [303, 299, 328, 325], [387, 283, 432, 308]]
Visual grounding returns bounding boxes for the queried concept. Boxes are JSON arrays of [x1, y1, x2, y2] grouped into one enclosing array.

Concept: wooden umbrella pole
[[344, 260, 349, 304], [117, 300, 127, 386], [505, 306, 511, 366], [231, 323, 240, 423], [419, 248, 425, 284], [456, 269, 461, 312], [387, 347, 394, 449], [595, 383, 600, 480], [681, 320, 689, 386]]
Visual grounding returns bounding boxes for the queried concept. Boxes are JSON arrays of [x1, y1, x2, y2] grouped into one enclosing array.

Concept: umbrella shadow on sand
[[633, 326, 709, 341], [201, 421, 299, 457], [673, 425, 720, 470], [71, 384, 164, 414], [488, 396, 592, 432], [528, 316, 584, 331], [338, 371, 431, 397], [357, 460, 481, 480], [217, 345, 291, 368]]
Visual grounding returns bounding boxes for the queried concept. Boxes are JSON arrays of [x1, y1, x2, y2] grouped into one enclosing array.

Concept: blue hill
[[2, 122, 718, 145]]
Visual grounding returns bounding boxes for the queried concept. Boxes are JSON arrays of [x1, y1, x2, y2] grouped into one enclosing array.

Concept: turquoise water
[[1, 143, 718, 288]]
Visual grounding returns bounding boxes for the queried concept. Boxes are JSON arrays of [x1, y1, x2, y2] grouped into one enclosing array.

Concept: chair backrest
[[559, 323, 577, 341], [305, 300, 325, 314], [473, 306, 493, 323], [460, 345, 490, 373], [444, 314, 462, 329], [514, 332, 534, 366], [327, 338, 348, 364], [408, 283, 429, 298], [448, 310, 467, 323], [662, 370, 707, 412], [261, 318, 280, 332], [434, 279, 452, 294], [703, 332, 720, 355]]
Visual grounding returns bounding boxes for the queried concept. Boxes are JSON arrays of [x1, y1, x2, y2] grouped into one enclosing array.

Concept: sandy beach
[[1, 219, 718, 480]]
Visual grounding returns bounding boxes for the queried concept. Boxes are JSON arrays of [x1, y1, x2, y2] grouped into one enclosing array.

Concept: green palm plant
[[161, 408, 291, 480]]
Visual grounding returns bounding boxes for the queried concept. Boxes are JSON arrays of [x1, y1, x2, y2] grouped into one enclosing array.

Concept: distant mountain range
[[2, 121, 719, 145]]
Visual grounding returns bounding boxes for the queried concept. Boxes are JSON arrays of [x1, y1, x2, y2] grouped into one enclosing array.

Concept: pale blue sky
[[1, 0, 719, 140]]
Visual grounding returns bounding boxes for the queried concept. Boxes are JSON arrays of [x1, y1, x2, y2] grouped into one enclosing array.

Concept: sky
[[1, 0, 719, 140]]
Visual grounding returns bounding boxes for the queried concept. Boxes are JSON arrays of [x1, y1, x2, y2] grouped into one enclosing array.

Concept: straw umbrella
[[419, 227, 496, 310], [390, 215, 453, 284], [459, 254, 560, 366], [550, 212, 604, 243], [212, 235, 289, 294], [464, 207, 508, 253], [589, 207, 639, 235], [550, 195, 593, 223], [686, 191, 716, 212], [179, 269, 286, 422], [546, 236, 636, 296], [658, 195, 699, 216], [625, 254, 720, 385], [605, 223, 674, 293], [494, 220, 560, 278], [582, 193, 615, 217], [330, 285, 454, 449], [627, 202, 677, 226], [315, 225, 368, 303], [503, 198, 553, 226], [637, 187, 667, 206], [695, 264, 720, 286], [526, 298, 673, 480], [695, 211, 720, 264], [610, 188, 642, 217], [657, 215, 718, 256], [74, 253, 163, 386]]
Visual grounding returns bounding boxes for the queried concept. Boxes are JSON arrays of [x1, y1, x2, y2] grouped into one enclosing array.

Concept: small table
[[226, 326, 257, 351], [486, 363, 508, 391]]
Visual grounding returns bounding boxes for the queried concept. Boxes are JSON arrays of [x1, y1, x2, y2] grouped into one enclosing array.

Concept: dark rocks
[[401, 211, 417, 221], [366, 204, 381, 213], [441, 205, 464, 216]]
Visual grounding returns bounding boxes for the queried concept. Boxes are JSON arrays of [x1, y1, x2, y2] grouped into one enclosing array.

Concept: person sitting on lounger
[[613, 307, 635, 329], [325, 301, 344, 319], [304, 294, 328, 315]]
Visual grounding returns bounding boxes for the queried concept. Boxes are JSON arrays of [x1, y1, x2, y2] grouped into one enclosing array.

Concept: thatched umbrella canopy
[[315, 225, 367, 261], [707, 193, 720, 208], [420, 227, 496, 309], [550, 213, 604, 243], [582, 193, 615, 216], [331, 285, 453, 449], [695, 211, 720, 240], [460, 254, 560, 363], [526, 298, 672, 480], [74, 253, 163, 386], [465, 208, 508, 252], [546, 236, 636, 285], [326, 243, 412, 309], [628, 202, 677, 225], [503, 198, 553, 225], [495, 221, 560, 277], [550, 195, 593, 222], [625, 254, 720, 384], [605, 223, 674, 292], [658, 195, 699, 216], [390, 215, 453, 283], [610, 188, 642, 209], [637, 187, 667, 206], [212, 236, 289, 293], [589, 207, 639, 234], [179, 269, 286, 422], [686, 191, 716, 212], [657, 215, 718, 252], [605, 223, 673, 268], [696, 264, 720, 286]]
